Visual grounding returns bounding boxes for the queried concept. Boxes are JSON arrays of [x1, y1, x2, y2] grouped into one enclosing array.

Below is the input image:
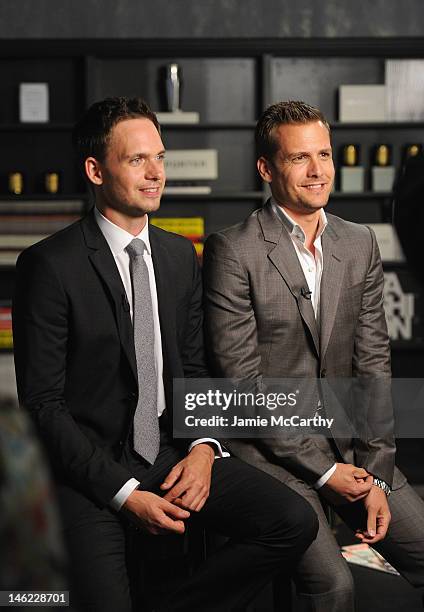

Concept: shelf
[[0, 193, 86, 201], [0, 123, 74, 132], [331, 122, 424, 130], [162, 190, 265, 201], [331, 191, 392, 199], [0, 196, 87, 215], [161, 122, 256, 130], [163, 121, 424, 131]]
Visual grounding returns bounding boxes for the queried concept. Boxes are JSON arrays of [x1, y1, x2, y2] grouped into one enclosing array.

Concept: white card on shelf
[[366, 224, 405, 262], [164, 149, 218, 180], [19, 83, 49, 123], [339, 85, 386, 122]]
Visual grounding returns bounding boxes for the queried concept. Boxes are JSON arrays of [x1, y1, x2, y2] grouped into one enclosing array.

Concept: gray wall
[[0, 0, 422, 39]]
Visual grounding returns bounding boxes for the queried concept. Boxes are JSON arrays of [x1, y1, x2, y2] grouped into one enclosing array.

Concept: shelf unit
[[0, 38, 423, 365]]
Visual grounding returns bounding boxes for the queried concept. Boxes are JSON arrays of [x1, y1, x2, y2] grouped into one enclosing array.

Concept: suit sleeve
[[351, 227, 395, 486], [203, 232, 335, 483], [13, 249, 134, 508]]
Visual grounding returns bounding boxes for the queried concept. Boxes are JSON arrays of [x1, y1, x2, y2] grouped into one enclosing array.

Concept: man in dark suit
[[203, 100, 424, 611], [13, 97, 318, 612]]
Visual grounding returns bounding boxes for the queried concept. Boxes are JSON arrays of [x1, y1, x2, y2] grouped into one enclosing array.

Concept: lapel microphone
[[301, 287, 312, 300]]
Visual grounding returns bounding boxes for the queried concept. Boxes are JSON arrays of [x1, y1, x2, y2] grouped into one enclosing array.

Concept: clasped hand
[[123, 443, 215, 535], [321, 464, 391, 544]]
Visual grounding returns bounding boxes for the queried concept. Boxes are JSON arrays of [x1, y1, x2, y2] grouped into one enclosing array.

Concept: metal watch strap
[[373, 477, 391, 497]]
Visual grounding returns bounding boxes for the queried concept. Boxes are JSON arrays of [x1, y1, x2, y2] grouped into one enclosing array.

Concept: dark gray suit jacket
[[203, 200, 401, 488]]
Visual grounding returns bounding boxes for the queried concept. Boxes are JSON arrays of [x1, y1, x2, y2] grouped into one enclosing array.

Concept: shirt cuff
[[109, 477, 140, 511], [188, 438, 231, 458], [314, 463, 337, 489]]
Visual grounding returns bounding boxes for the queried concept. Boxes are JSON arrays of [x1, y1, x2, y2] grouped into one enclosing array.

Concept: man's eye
[[157, 153, 165, 160], [321, 152, 331, 159], [130, 157, 141, 165], [293, 155, 306, 162]]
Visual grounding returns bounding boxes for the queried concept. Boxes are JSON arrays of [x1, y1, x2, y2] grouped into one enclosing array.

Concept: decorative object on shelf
[[386, 60, 424, 122], [8, 172, 24, 196], [339, 85, 386, 123], [340, 145, 364, 193], [404, 143, 423, 160], [383, 270, 418, 343], [166, 63, 182, 113], [163, 149, 218, 195], [156, 63, 199, 125], [371, 145, 395, 192], [44, 172, 60, 195], [19, 83, 49, 123]]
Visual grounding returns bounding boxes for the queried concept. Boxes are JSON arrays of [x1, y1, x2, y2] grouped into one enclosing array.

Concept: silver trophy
[[165, 63, 182, 113]]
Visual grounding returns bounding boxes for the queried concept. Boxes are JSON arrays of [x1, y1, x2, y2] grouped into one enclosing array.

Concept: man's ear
[[257, 156, 273, 183], [84, 157, 103, 186]]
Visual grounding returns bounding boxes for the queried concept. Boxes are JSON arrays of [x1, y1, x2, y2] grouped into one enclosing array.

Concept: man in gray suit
[[203, 100, 424, 611]]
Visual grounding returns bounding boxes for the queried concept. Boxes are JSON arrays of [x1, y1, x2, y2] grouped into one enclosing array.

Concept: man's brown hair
[[255, 100, 330, 160]]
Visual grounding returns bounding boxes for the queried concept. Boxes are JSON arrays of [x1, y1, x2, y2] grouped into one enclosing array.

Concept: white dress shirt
[[94, 209, 226, 510], [271, 200, 337, 488]]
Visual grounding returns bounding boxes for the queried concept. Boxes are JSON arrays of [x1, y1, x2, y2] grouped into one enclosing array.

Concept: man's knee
[[268, 491, 319, 557], [290, 496, 319, 552], [297, 558, 354, 599]]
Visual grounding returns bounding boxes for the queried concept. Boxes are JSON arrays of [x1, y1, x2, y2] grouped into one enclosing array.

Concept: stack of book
[[150, 217, 205, 261], [0, 199, 84, 265], [0, 302, 12, 350]]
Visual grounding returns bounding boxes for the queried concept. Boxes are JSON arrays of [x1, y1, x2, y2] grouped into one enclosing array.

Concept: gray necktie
[[126, 238, 159, 464]]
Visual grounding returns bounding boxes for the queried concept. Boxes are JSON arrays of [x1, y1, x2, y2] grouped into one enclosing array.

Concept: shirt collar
[[271, 197, 328, 245], [94, 207, 151, 256]]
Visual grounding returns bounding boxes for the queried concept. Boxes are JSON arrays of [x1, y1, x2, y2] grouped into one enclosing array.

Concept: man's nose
[[307, 157, 324, 176], [145, 158, 162, 179]]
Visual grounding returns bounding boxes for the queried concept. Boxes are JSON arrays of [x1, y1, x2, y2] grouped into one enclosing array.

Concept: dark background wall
[[0, 0, 422, 39]]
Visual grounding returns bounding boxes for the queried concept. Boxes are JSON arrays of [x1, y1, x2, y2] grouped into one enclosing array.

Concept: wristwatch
[[373, 477, 391, 497]]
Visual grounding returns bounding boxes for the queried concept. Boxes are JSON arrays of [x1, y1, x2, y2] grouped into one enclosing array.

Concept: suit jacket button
[[129, 391, 137, 399], [321, 369, 327, 378]]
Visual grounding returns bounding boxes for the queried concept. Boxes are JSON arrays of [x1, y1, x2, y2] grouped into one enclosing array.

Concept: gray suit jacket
[[203, 200, 400, 488]]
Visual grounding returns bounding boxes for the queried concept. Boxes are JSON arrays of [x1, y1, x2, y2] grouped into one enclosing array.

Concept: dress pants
[[61, 434, 318, 612], [226, 441, 424, 612]]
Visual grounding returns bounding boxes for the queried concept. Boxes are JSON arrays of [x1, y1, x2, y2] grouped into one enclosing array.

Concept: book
[[0, 199, 84, 214], [150, 217, 205, 262], [0, 303, 12, 350], [341, 543, 399, 575]]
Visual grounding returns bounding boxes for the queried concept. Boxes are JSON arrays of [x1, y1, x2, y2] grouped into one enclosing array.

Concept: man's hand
[[160, 443, 215, 512], [123, 490, 190, 535], [355, 478, 391, 544], [321, 463, 372, 505]]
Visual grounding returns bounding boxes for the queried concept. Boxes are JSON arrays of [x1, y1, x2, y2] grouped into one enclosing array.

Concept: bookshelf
[[0, 38, 423, 366]]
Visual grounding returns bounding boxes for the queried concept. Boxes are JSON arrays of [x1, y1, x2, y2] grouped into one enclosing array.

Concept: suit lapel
[[320, 221, 345, 360], [149, 227, 177, 379], [81, 210, 138, 383], [258, 202, 320, 357]]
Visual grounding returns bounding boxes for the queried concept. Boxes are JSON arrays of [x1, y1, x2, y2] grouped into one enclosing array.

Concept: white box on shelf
[[339, 85, 386, 122], [19, 83, 49, 122], [165, 149, 218, 180], [371, 167, 396, 192], [340, 167, 365, 192], [156, 111, 200, 125], [366, 224, 405, 262], [386, 60, 424, 121]]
